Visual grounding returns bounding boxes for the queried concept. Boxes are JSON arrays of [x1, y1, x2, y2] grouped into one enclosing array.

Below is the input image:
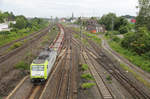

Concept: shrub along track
[[0, 25, 57, 97]]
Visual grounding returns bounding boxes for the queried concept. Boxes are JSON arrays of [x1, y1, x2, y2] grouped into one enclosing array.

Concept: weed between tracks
[[9, 42, 23, 50], [81, 64, 88, 71], [81, 83, 96, 89], [80, 64, 96, 89], [83, 31, 101, 45], [81, 73, 94, 81]]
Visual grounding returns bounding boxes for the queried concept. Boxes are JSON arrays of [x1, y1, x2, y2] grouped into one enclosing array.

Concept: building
[[0, 23, 9, 32], [86, 19, 105, 33], [0, 21, 16, 32], [122, 15, 136, 24]]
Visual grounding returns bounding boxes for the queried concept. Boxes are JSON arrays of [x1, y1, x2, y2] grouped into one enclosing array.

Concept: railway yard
[[0, 23, 150, 99]]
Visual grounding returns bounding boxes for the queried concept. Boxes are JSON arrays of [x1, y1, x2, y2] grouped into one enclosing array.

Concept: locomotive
[[30, 49, 57, 83], [30, 24, 64, 84]]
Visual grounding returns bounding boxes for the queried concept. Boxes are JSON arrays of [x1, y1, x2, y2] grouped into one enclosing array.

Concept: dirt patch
[[0, 70, 28, 97]]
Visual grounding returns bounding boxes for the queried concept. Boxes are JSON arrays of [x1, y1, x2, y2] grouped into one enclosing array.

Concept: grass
[[74, 34, 80, 39], [0, 31, 29, 46], [106, 75, 112, 81], [72, 27, 101, 45], [109, 41, 150, 73], [0, 22, 48, 47], [9, 41, 23, 50], [81, 64, 89, 71], [15, 61, 29, 70], [106, 35, 150, 88], [81, 73, 94, 81], [83, 31, 101, 45], [82, 38, 89, 46], [120, 63, 150, 89], [81, 83, 96, 89]]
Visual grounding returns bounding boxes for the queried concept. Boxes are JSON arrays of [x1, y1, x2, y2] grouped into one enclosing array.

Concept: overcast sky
[[0, 0, 138, 18]]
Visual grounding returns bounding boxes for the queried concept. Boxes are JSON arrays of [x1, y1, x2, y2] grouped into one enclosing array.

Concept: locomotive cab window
[[32, 65, 44, 71]]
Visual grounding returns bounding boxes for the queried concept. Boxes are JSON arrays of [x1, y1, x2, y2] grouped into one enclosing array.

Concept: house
[[86, 19, 105, 33], [122, 15, 136, 24], [0, 23, 9, 32], [60, 18, 66, 23], [0, 21, 16, 32]]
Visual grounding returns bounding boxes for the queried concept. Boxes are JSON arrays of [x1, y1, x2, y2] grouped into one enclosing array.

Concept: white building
[[0, 21, 16, 32], [0, 23, 9, 31]]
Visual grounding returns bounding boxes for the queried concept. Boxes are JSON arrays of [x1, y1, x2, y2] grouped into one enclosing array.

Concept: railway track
[[71, 27, 150, 98], [5, 24, 65, 99], [27, 50, 66, 99], [72, 38, 113, 99], [0, 26, 51, 56], [6, 49, 66, 99], [55, 27, 74, 99], [87, 39, 150, 99], [39, 27, 79, 99], [101, 38, 150, 84], [0, 27, 51, 64]]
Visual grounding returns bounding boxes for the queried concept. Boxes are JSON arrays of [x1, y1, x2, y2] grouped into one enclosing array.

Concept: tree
[[119, 26, 129, 34], [9, 12, 15, 21], [98, 13, 129, 32], [0, 12, 4, 23], [14, 15, 28, 29], [98, 13, 117, 30], [114, 17, 129, 30], [136, 0, 150, 30], [3, 12, 10, 21], [121, 27, 150, 55]]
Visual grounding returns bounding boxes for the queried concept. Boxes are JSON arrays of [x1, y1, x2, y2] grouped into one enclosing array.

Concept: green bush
[[9, 42, 23, 50], [81, 83, 96, 89], [121, 27, 150, 55], [81, 64, 88, 71], [106, 75, 112, 81], [112, 31, 120, 35], [112, 36, 120, 42], [74, 34, 80, 39], [110, 41, 150, 73], [81, 73, 94, 80], [83, 31, 101, 45], [15, 61, 29, 70], [0, 31, 10, 34], [142, 51, 150, 59], [119, 26, 129, 34]]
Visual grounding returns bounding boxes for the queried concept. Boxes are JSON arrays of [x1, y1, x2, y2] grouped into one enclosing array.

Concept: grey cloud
[[0, 0, 138, 17]]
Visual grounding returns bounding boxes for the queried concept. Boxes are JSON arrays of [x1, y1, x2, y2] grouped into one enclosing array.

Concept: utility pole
[[79, 16, 82, 52], [51, 16, 53, 26], [112, 17, 114, 31]]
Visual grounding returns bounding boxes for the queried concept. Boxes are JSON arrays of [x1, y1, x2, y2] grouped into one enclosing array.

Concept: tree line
[[103, 0, 150, 59], [0, 11, 47, 31]]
